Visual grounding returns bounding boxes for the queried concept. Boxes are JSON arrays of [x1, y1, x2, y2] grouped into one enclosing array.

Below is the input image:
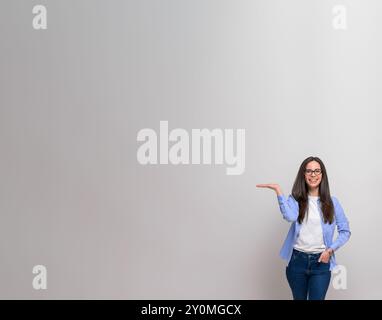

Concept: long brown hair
[[291, 156, 334, 224]]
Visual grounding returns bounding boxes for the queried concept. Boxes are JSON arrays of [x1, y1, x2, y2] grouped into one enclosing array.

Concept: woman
[[257, 156, 351, 300]]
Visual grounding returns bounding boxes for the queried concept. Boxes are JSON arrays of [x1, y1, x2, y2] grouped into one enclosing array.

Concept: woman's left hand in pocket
[[318, 249, 333, 263]]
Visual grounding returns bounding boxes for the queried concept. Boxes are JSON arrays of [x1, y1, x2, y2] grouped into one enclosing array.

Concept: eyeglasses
[[305, 169, 322, 176]]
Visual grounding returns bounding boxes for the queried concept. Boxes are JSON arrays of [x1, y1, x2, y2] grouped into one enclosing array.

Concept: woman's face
[[304, 160, 322, 189]]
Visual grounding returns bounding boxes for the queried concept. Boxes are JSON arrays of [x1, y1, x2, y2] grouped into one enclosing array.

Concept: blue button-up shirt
[[277, 194, 351, 270]]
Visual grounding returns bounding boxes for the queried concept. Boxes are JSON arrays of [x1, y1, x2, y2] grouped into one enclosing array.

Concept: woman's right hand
[[256, 183, 282, 196]]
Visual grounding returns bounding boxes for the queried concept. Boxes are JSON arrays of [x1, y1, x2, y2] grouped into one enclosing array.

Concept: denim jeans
[[286, 249, 331, 300]]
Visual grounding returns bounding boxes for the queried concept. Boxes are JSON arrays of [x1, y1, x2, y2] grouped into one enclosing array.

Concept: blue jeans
[[286, 249, 331, 300]]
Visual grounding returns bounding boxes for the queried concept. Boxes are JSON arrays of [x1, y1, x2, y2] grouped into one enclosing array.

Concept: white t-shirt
[[293, 195, 326, 253]]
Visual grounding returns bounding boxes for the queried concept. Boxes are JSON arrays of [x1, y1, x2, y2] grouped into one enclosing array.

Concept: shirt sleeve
[[277, 194, 299, 222], [329, 196, 351, 251]]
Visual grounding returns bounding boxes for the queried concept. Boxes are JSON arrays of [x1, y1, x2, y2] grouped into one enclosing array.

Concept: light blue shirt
[[277, 194, 351, 270]]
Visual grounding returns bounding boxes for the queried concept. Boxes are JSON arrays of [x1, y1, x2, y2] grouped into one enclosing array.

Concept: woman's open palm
[[256, 183, 282, 195]]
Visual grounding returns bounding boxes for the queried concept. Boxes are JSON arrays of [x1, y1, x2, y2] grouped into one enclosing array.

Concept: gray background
[[0, 0, 380, 299]]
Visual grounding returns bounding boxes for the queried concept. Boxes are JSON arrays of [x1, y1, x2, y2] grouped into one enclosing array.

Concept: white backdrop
[[0, 0, 380, 299]]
